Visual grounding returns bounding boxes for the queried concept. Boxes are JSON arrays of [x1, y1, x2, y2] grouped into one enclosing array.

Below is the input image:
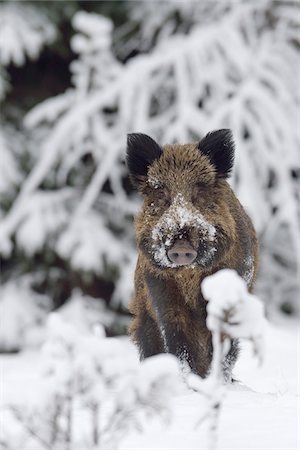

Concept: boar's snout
[[167, 239, 197, 266]]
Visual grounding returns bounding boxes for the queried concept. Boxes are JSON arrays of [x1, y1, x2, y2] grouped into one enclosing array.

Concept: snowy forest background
[[0, 1, 299, 449], [1, 0, 299, 352]]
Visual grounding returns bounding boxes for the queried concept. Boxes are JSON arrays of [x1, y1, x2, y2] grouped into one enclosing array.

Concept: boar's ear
[[126, 133, 163, 186], [197, 129, 235, 178]]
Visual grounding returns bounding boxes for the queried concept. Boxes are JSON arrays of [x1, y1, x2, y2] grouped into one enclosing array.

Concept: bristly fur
[[198, 129, 235, 178], [126, 133, 163, 186]]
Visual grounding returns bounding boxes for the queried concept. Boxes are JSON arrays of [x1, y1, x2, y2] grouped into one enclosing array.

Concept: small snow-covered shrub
[[103, 354, 181, 449], [1, 314, 182, 450]]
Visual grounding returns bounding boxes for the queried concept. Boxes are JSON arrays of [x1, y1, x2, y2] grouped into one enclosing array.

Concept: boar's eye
[[154, 187, 170, 206], [194, 182, 206, 193], [156, 187, 168, 198], [192, 183, 207, 202]]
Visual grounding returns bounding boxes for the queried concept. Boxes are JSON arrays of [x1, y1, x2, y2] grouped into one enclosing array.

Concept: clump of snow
[[71, 12, 113, 54], [242, 255, 254, 286], [157, 322, 169, 352], [0, 2, 56, 66], [147, 175, 161, 189], [152, 193, 216, 267], [202, 269, 265, 364]]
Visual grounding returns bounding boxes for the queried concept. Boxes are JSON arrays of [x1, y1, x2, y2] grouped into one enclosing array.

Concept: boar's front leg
[[145, 272, 213, 378], [131, 310, 165, 359]]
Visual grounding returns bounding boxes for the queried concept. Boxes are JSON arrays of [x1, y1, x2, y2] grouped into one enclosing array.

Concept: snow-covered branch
[[189, 269, 265, 450]]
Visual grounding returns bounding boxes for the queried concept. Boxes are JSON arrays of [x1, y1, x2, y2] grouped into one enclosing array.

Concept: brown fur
[[127, 135, 259, 378]]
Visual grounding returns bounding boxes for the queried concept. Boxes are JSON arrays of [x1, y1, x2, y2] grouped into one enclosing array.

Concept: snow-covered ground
[[122, 322, 299, 449], [1, 321, 298, 450]]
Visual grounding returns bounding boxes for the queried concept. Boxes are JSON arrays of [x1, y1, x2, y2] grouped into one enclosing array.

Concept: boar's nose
[[167, 240, 197, 266]]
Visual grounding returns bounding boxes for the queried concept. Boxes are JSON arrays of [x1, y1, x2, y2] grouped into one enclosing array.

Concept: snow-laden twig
[[203, 270, 265, 365], [189, 269, 265, 450]]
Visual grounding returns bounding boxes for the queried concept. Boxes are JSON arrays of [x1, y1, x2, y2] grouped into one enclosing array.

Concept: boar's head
[[126, 130, 237, 270]]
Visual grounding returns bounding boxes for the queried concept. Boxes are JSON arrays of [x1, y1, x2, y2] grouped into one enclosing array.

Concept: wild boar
[[126, 130, 258, 379]]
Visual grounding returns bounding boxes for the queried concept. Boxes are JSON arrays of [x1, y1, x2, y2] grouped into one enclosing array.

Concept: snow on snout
[[151, 193, 216, 267]]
